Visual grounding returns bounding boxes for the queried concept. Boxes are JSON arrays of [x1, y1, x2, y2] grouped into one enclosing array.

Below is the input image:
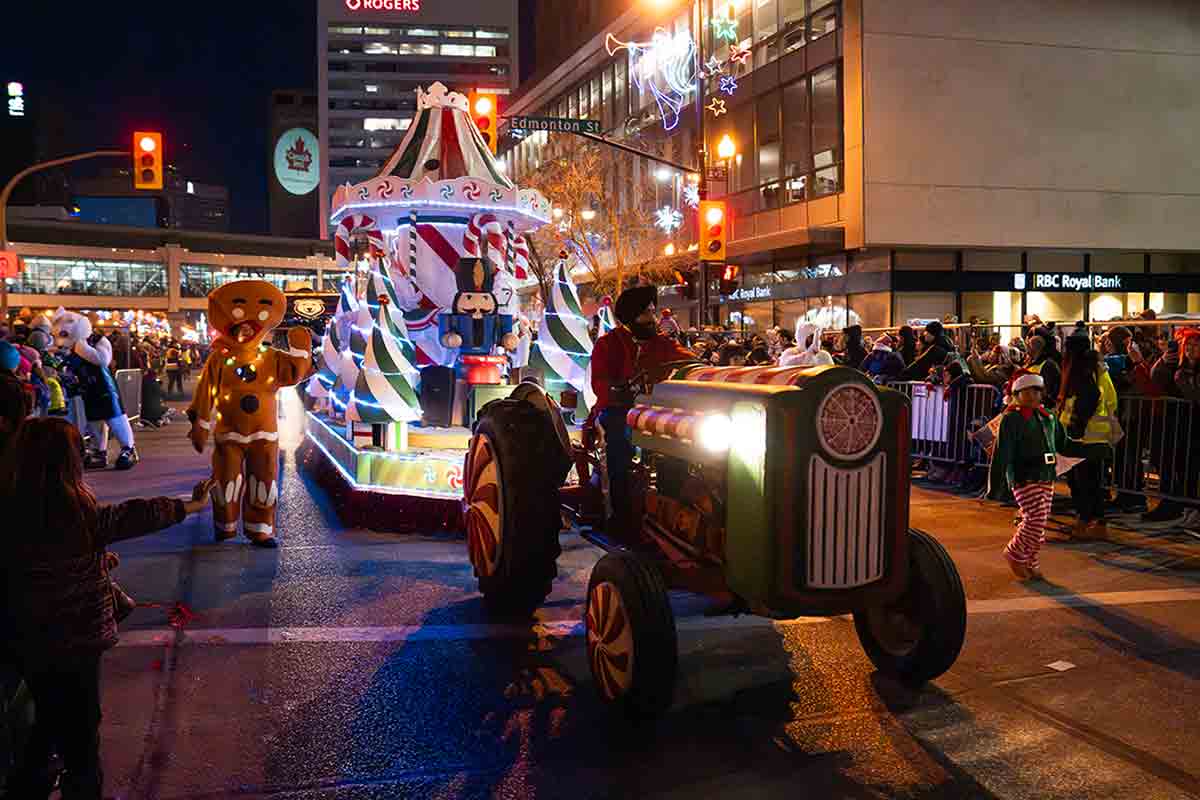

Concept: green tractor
[[463, 365, 966, 718]]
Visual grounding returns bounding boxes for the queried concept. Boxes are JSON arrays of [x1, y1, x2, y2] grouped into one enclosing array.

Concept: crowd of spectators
[[652, 307, 1200, 531]]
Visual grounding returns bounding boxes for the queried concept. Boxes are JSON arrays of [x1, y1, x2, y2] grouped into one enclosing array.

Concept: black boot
[[114, 446, 139, 470], [83, 448, 108, 470]]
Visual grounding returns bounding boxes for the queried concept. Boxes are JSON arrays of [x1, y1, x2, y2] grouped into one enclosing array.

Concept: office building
[[505, 0, 1200, 334], [317, 0, 520, 233]]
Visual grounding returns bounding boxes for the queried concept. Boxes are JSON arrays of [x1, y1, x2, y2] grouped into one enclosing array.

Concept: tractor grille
[[805, 452, 887, 588]]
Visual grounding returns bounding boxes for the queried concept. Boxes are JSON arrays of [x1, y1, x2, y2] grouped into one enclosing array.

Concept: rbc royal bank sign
[[344, 0, 421, 10], [1014, 273, 1123, 291]]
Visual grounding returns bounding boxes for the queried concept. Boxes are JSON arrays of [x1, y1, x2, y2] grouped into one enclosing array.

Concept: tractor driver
[[590, 285, 693, 538]]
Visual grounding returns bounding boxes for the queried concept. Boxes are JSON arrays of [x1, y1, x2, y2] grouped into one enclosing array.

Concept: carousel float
[[301, 82, 596, 531]]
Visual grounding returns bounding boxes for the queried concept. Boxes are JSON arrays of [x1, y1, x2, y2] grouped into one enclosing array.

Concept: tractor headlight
[[697, 413, 733, 453]]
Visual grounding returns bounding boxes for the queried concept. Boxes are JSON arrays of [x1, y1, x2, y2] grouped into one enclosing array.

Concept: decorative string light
[[683, 184, 700, 209], [655, 206, 684, 233]]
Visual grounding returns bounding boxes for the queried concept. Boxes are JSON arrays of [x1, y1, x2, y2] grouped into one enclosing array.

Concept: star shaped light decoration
[[655, 205, 684, 233], [729, 44, 751, 65], [706, 97, 727, 117], [719, 75, 738, 96], [712, 16, 739, 42], [703, 55, 725, 78], [682, 184, 700, 209]]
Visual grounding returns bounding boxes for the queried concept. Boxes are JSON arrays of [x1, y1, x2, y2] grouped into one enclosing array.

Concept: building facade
[[72, 169, 231, 233], [3, 220, 337, 332], [505, 0, 1200, 335], [317, 0, 520, 234]]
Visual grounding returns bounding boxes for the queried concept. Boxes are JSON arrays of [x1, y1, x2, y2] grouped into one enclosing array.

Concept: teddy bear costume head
[[208, 280, 287, 348], [51, 307, 93, 350]]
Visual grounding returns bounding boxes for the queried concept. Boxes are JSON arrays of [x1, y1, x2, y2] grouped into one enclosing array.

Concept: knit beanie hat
[[0, 341, 18, 372]]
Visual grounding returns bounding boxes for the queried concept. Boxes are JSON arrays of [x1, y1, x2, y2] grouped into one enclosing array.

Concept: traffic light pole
[[0, 149, 127, 322]]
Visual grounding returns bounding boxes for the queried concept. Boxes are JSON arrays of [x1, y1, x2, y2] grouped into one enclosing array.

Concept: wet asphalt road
[[83, 398, 1200, 799]]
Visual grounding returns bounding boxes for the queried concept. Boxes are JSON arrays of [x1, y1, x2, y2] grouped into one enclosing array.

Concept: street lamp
[[717, 134, 736, 161], [552, 207, 564, 219], [664, 243, 676, 256], [581, 208, 597, 221]]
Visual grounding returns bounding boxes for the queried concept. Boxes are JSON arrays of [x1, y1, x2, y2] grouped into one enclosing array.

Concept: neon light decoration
[[703, 56, 725, 78], [712, 16, 739, 42], [683, 184, 700, 209], [719, 75, 738, 96], [729, 44, 752, 65], [606, 28, 697, 132], [706, 98, 727, 118]]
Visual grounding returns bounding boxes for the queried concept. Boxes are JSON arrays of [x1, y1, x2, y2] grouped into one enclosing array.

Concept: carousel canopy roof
[[375, 83, 513, 189]]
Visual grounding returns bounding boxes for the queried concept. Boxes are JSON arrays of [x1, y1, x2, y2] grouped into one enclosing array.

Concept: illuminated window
[[440, 44, 475, 57], [475, 45, 497, 57], [476, 29, 509, 39], [407, 28, 438, 37], [363, 117, 410, 131], [365, 84, 378, 93], [364, 42, 397, 55]]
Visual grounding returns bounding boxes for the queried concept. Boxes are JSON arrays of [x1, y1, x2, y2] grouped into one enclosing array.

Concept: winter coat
[[989, 405, 1108, 490], [860, 345, 905, 382], [966, 353, 1014, 388], [1027, 357, 1061, 409], [1059, 366, 1118, 444], [1, 497, 185, 657], [841, 325, 867, 370], [899, 340, 951, 381]]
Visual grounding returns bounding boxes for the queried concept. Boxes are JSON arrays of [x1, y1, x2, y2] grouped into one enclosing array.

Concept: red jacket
[[590, 326, 692, 411]]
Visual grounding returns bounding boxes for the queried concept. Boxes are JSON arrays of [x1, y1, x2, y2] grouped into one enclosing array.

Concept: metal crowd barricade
[[1111, 394, 1200, 504], [886, 381, 1002, 467], [115, 368, 143, 424]]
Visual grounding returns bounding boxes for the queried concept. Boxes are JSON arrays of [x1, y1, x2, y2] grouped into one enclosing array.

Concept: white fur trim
[[215, 431, 280, 444], [244, 522, 273, 535], [1013, 373, 1045, 393], [215, 521, 239, 532], [196, 417, 214, 431], [288, 346, 309, 358], [267, 480, 278, 507]]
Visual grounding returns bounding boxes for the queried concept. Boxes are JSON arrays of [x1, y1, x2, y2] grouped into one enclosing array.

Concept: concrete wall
[[860, 0, 1200, 250]]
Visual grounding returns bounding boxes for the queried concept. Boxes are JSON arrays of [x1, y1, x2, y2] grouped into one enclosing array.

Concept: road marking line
[[113, 586, 1200, 648]]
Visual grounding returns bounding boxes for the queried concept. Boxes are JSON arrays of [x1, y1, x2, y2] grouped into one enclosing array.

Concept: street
[[79, 398, 1200, 800]]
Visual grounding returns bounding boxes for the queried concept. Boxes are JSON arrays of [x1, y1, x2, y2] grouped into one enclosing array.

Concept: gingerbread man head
[[208, 280, 286, 348]]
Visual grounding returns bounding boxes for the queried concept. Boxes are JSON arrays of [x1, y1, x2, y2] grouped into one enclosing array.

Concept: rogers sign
[[345, 0, 421, 10]]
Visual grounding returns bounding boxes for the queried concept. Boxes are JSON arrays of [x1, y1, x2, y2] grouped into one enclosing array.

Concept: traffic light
[[698, 200, 727, 261], [673, 267, 698, 300], [470, 92, 498, 154], [133, 131, 163, 190], [719, 264, 740, 296]]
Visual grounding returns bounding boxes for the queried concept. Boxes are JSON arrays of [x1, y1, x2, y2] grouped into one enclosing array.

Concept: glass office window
[[757, 91, 781, 185], [755, 0, 780, 40], [601, 66, 613, 131], [613, 59, 628, 125], [1027, 292, 1084, 323], [1151, 253, 1200, 273], [1028, 251, 1083, 272], [965, 250, 1021, 271], [810, 66, 841, 195], [894, 250, 955, 270], [1090, 293, 1145, 321], [590, 76, 601, 122], [12, 257, 167, 297], [963, 291, 1020, 328], [849, 292, 891, 329], [895, 292, 954, 325], [1090, 252, 1144, 273], [730, 102, 755, 191], [809, 2, 839, 39], [782, 77, 810, 203]]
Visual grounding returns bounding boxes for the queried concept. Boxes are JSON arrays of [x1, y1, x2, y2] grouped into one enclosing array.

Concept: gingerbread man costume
[[187, 280, 312, 547]]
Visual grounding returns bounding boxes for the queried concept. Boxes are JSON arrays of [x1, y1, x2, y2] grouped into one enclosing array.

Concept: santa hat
[[1010, 370, 1045, 394]]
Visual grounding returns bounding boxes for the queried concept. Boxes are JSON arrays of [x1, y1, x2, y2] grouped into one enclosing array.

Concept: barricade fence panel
[[885, 379, 1200, 504]]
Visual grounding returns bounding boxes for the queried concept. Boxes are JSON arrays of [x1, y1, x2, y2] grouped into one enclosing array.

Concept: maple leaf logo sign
[[286, 137, 312, 173]]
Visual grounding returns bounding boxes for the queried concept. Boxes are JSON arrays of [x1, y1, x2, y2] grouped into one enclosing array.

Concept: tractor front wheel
[[853, 528, 966, 686], [465, 399, 566, 617], [585, 551, 678, 719]]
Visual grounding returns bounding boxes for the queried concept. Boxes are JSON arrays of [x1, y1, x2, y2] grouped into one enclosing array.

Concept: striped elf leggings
[[1006, 481, 1055, 570]]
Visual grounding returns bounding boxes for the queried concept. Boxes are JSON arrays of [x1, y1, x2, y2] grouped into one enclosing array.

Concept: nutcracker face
[[208, 280, 286, 347], [454, 291, 497, 319]]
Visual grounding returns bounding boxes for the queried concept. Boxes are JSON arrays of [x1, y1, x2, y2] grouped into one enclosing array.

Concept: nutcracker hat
[[1011, 370, 1045, 394], [453, 257, 494, 295]]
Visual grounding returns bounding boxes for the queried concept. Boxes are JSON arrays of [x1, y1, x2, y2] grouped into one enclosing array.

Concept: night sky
[[0, 2, 537, 236], [0, 3, 310, 235]]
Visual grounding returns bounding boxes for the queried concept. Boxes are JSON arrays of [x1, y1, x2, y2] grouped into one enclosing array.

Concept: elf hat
[[1011, 370, 1045, 394]]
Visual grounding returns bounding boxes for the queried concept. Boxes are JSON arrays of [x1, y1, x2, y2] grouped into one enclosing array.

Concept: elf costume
[[988, 371, 1111, 578]]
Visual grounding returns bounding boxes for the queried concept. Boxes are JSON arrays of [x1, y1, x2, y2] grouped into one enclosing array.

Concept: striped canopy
[[375, 82, 513, 189]]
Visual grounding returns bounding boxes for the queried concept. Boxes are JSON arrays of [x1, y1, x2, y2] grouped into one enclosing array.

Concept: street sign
[[0, 251, 21, 278], [508, 115, 602, 135], [706, 164, 728, 181]]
